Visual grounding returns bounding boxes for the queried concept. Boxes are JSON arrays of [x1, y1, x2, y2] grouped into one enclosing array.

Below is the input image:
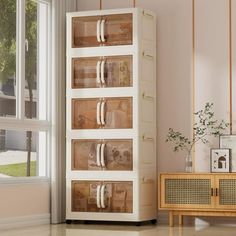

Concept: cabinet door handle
[[143, 10, 154, 19], [96, 60, 101, 84], [100, 60, 106, 84], [101, 143, 106, 167], [101, 184, 106, 208], [101, 19, 106, 42], [101, 101, 106, 125], [215, 188, 218, 197], [142, 92, 154, 101], [142, 177, 153, 183], [96, 143, 101, 167], [143, 51, 154, 60], [96, 19, 101, 42], [211, 188, 214, 196], [96, 185, 101, 208], [96, 101, 102, 125], [142, 135, 154, 141]]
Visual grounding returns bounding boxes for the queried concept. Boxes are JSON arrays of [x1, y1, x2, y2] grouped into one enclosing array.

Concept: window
[[0, 0, 51, 177]]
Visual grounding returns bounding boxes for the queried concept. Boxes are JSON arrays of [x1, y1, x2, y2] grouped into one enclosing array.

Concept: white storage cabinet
[[66, 7, 157, 223]]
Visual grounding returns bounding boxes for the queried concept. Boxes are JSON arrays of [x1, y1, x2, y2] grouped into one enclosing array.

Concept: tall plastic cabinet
[[66, 8, 156, 223]]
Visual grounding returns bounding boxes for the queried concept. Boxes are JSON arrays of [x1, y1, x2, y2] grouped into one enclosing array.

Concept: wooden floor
[[1, 223, 236, 236]]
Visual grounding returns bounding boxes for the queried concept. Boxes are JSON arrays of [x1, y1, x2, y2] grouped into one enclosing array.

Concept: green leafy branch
[[166, 103, 229, 155]]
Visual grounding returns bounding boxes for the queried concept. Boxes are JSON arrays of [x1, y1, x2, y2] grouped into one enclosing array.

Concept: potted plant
[[166, 102, 229, 172]]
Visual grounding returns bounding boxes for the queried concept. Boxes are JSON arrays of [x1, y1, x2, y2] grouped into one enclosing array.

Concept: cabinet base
[[169, 210, 236, 227], [151, 219, 157, 224], [65, 219, 157, 226]]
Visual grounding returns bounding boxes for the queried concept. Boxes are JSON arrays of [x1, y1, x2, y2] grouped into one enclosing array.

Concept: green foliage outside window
[[0, 0, 38, 177]]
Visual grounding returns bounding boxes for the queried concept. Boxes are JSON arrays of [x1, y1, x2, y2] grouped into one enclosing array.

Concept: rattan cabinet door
[[215, 175, 236, 210], [160, 174, 214, 209]]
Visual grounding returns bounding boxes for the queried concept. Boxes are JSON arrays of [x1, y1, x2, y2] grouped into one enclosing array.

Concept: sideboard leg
[[178, 214, 183, 226], [169, 211, 174, 227]]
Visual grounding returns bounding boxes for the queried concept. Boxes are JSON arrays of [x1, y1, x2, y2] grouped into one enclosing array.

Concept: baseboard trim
[[0, 214, 50, 230]]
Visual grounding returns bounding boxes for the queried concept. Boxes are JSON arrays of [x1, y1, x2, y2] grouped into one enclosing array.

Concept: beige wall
[[76, 0, 236, 174], [233, 0, 236, 132], [75, 0, 236, 225], [76, 0, 193, 173], [1, 0, 233, 227], [194, 0, 235, 172], [0, 182, 50, 218], [194, 0, 230, 172], [0, 181, 51, 229]]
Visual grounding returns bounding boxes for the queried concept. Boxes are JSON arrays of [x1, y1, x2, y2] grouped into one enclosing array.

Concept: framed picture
[[220, 135, 236, 172], [210, 148, 231, 173]]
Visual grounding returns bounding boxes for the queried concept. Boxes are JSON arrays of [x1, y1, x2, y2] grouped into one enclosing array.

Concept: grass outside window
[[0, 161, 36, 177]]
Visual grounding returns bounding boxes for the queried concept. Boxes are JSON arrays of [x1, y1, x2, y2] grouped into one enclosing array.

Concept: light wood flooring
[[0, 223, 236, 236]]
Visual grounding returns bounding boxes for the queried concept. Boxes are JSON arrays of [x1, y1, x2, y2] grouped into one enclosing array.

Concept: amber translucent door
[[72, 16, 101, 48], [102, 181, 133, 213], [72, 97, 133, 129], [72, 14, 132, 48], [72, 98, 98, 129], [71, 139, 133, 171], [72, 181, 102, 212], [71, 181, 133, 213], [102, 14, 132, 46], [104, 98, 132, 128], [72, 55, 133, 89]]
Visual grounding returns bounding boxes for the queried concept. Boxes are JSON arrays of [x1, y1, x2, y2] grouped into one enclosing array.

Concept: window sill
[[0, 176, 50, 185]]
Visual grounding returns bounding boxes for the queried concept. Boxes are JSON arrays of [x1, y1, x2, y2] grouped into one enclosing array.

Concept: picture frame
[[220, 135, 236, 172], [210, 148, 231, 173]]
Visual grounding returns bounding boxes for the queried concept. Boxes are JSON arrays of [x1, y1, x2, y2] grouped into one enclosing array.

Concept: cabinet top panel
[[66, 7, 155, 18], [66, 7, 156, 49]]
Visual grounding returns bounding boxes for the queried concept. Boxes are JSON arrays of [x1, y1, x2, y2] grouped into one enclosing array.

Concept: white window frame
[[0, 0, 52, 183]]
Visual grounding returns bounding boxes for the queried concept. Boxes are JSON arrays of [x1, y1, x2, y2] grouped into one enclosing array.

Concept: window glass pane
[[0, 0, 16, 117], [0, 130, 47, 177], [25, 0, 37, 119], [25, 0, 48, 120]]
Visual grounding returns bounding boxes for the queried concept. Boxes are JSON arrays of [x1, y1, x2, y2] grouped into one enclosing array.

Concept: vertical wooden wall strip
[[192, 0, 196, 172], [232, 0, 236, 132], [195, 0, 229, 172], [100, 0, 102, 10], [229, 0, 232, 134]]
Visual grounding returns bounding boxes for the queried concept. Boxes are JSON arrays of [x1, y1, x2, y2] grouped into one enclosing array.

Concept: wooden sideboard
[[159, 173, 236, 226]]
